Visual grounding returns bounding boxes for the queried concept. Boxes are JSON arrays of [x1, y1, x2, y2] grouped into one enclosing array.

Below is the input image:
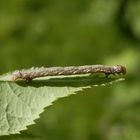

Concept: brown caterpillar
[[12, 65, 126, 81]]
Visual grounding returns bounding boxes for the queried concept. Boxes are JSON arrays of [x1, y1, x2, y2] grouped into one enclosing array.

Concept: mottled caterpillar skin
[[12, 65, 126, 81]]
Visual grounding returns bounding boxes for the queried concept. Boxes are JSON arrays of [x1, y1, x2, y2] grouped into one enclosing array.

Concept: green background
[[0, 0, 140, 139]]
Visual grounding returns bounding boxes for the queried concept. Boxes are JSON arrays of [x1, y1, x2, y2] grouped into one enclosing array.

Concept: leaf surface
[[0, 72, 124, 135]]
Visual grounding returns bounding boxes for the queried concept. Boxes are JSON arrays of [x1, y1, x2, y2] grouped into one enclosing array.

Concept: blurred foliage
[[0, 0, 140, 140]]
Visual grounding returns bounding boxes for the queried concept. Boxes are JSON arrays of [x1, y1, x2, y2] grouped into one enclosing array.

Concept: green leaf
[[0, 71, 124, 136]]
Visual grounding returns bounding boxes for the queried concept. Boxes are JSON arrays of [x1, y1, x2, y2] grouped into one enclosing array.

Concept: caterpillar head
[[113, 65, 126, 75]]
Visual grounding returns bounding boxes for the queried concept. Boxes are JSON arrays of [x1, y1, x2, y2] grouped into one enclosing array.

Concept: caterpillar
[[12, 65, 126, 81]]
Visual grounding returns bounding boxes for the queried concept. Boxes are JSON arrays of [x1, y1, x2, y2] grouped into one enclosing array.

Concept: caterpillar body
[[12, 65, 126, 81]]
